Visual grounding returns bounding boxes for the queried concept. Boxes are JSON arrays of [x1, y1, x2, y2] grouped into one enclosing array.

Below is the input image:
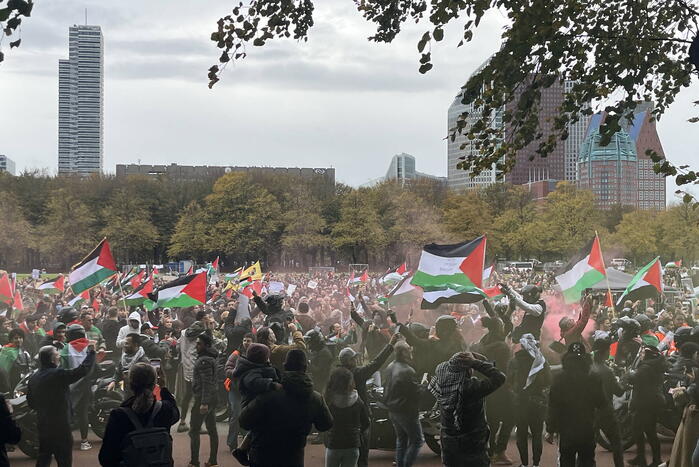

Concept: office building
[[58, 25, 104, 175], [578, 103, 666, 210], [0, 155, 16, 175], [116, 163, 335, 187], [384, 153, 446, 185], [447, 59, 503, 190]]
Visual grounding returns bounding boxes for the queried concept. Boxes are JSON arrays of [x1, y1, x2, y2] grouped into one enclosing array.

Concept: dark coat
[[308, 344, 334, 391], [324, 391, 370, 450], [98, 388, 180, 467], [627, 355, 668, 411], [383, 360, 421, 416], [347, 343, 393, 408], [399, 324, 465, 377], [240, 370, 333, 467], [100, 319, 122, 353], [192, 346, 218, 407], [231, 356, 281, 406], [27, 350, 96, 430], [0, 394, 21, 467]]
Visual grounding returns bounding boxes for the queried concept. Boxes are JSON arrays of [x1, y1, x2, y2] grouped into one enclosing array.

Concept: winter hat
[[284, 349, 308, 372], [338, 347, 358, 365], [246, 343, 270, 364]]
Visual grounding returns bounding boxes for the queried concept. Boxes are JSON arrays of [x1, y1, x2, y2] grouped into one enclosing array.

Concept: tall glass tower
[[58, 25, 103, 175]]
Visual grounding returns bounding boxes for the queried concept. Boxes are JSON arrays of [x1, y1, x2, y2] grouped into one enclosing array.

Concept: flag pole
[[116, 272, 130, 316], [595, 231, 615, 319]]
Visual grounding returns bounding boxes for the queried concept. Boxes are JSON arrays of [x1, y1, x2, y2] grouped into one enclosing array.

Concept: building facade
[[116, 163, 335, 185], [58, 25, 104, 175], [579, 104, 666, 210], [0, 155, 16, 175], [384, 153, 446, 185]]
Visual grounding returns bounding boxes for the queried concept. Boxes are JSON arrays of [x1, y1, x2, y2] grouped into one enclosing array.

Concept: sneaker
[[492, 452, 514, 465], [177, 422, 189, 433], [80, 441, 92, 451], [232, 448, 250, 466]]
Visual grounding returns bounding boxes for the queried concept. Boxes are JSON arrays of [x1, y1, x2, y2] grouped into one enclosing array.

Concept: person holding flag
[[499, 283, 546, 342]]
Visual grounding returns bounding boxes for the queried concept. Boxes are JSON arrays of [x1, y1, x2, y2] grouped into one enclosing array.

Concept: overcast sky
[[1, 0, 697, 200]]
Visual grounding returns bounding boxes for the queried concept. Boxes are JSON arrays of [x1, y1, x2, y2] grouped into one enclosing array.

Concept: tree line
[[0, 171, 694, 272]]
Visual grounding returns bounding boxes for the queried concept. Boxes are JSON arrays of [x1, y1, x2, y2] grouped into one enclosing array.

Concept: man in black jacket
[[28, 343, 96, 467], [429, 351, 506, 467], [384, 340, 424, 467], [240, 349, 333, 467], [547, 343, 608, 467], [339, 332, 399, 466], [189, 332, 219, 467]]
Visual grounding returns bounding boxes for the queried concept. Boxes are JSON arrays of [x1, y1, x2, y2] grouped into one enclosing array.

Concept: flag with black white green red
[[0, 273, 14, 304], [617, 257, 663, 305], [123, 276, 155, 307], [69, 239, 118, 294], [387, 274, 422, 307], [130, 270, 145, 289], [149, 271, 207, 308], [68, 290, 90, 307], [37, 275, 66, 294], [411, 236, 487, 309], [555, 236, 607, 304], [13, 290, 23, 311]]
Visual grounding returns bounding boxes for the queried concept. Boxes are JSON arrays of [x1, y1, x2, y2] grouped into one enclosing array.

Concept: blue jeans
[[389, 411, 424, 467], [325, 447, 360, 467], [227, 386, 242, 450]]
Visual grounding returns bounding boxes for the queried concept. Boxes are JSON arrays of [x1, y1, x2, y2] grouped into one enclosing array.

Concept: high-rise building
[[447, 58, 588, 190], [578, 103, 666, 210], [447, 59, 503, 190], [0, 155, 16, 175], [384, 153, 446, 186], [58, 25, 104, 175]]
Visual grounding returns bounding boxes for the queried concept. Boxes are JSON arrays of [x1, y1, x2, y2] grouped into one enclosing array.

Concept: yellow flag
[[240, 261, 263, 281]]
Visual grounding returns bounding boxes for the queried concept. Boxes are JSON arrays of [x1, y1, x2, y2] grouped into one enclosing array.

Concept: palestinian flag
[[123, 276, 155, 306], [130, 270, 145, 289], [69, 239, 118, 294], [0, 344, 19, 374], [149, 271, 207, 308], [617, 257, 663, 305], [119, 269, 138, 289], [348, 270, 369, 285], [13, 290, 23, 311], [152, 266, 160, 277], [483, 262, 495, 282], [60, 337, 90, 369], [186, 264, 194, 275], [380, 263, 409, 287], [411, 236, 487, 309], [0, 273, 13, 304], [387, 274, 422, 307], [604, 289, 614, 307], [555, 236, 606, 304], [209, 256, 220, 275], [68, 290, 90, 307], [37, 275, 66, 294]]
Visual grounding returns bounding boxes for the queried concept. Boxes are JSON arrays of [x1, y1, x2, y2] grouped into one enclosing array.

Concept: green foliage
[[209, 0, 698, 187], [0, 191, 32, 269], [332, 189, 386, 263], [101, 189, 160, 263]]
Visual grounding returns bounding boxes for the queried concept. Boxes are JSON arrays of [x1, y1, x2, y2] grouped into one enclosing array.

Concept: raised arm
[[508, 290, 543, 316]]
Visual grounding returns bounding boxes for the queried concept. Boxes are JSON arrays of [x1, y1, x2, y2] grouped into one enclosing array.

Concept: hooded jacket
[[324, 389, 369, 450], [231, 356, 281, 406], [116, 311, 142, 349], [178, 321, 206, 382], [627, 354, 668, 411], [240, 370, 333, 467], [398, 322, 465, 377], [192, 345, 219, 406]]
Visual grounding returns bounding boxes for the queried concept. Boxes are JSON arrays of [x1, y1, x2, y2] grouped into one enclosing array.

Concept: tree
[[208, 0, 699, 188], [332, 189, 386, 264], [101, 189, 160, 264], [0, 191, 32, 269], [38, 190, 98, 269], [388, 190, 444, 266], [280, 184, 328, 267], [657, 202, 699, 264], [168, 201, 212, 261], [441, 191, 493, 242], [612, 210, 661, 264]]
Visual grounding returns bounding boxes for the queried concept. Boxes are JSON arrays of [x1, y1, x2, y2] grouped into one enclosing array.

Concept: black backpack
[[120, 401, 173, 467]]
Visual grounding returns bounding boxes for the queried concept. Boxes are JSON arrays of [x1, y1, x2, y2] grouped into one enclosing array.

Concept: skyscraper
[[0, 155, 16, 175], [447, 59, 503, 191], [58, 25, 103, 175], [578, 103, 666, 210], [384, 153, 446, 186]]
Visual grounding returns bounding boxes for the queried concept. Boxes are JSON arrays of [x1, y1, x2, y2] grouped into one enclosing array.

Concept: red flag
[[186, 265, 194, 275], [359, 270, 369, 282], [0, 273, 13, 304], [13, 290, 23, 310], [252, 280, 263, 296], [212, 256, 220, 271], [130, 270, 145, 289], [396, 262, 407, 276], [604, 290, 614, 307]]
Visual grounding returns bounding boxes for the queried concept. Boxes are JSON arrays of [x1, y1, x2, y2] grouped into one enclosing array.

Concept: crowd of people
[[0, 265, 698, 467]]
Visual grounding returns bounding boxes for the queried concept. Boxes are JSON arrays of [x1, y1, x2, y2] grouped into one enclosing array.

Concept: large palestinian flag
[[123, 276, 155, 307], [60, 337, 90, 369], [411, 236, 487, 309], [37, 275, 66, 294], [555, 236, 607, 303], [617, 257, 663, 305], [387, 274, 422, 307], [69, 239, 118, 294], [149, 271, 207, 308]]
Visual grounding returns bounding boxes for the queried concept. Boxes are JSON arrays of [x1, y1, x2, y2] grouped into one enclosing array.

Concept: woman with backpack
[[99, 362, 180, 467], [324, 366, 370, 467]]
